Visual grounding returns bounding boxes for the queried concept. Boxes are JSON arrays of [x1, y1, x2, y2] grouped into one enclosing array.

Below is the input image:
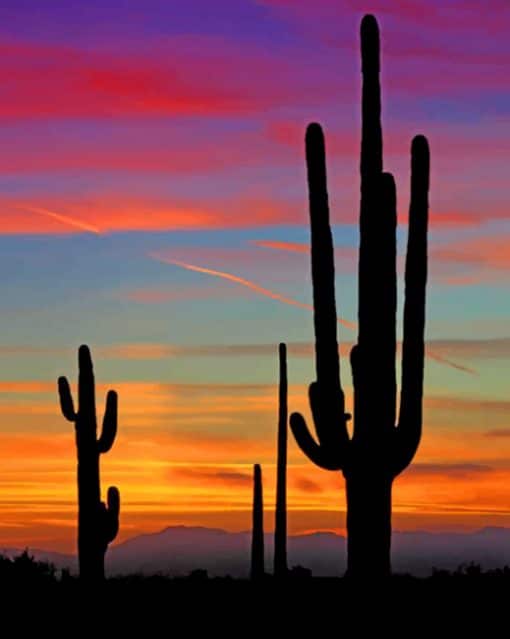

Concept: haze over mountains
[[3, 526, 510, 578]]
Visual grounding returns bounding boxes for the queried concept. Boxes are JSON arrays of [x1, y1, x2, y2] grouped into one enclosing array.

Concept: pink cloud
[[0, 196, 302, 235]]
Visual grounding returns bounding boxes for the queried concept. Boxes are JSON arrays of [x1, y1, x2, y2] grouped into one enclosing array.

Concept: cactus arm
[[98, 390, 118, 453], [58, 376, 76, 422], [105, 486, 120, 543], [305, 123, 349, 449], [290, 412, 343, 471], [306, 123, 343, 394], [376, 171, 398, 428], [308, 380, 351, 443], [393, 135, 430, 476], [78, 344, 96, 422]]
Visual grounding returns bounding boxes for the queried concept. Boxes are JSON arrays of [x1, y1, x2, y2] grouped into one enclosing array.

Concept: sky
[[1, 0, 510, 553]]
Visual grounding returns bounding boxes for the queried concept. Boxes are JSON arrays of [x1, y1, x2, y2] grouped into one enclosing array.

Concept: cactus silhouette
[[289, 14, 429, 576], [250, 463, 264, 580], [274, 343, 288, 578], [58, 344, 120, 581]]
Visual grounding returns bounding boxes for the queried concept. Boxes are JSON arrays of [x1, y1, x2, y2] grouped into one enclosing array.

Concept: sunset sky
[[1, 0, 510, 553]]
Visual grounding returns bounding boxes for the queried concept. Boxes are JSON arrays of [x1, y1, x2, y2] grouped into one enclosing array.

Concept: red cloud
[[0, 36, 339, 121]]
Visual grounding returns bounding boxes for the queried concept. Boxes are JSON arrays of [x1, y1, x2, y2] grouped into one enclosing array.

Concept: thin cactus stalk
[[250, 463, 264, 580], [290, 14, 430, 576], [58, 344, 120, 581], [274, 343, 288, 578]]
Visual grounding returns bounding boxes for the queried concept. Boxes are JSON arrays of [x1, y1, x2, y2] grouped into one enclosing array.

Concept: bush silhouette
[[0, 550, 57, 583]]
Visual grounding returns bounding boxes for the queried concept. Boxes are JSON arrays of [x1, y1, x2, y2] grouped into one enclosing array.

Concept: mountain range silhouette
[[5, 526, 510, 578]]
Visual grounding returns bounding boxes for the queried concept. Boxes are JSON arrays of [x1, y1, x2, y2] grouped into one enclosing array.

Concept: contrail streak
[[150, 255, 356, 329], [20, 206, 102, 235], [425, 350, 478, 376], [153, 255, 476, 375]]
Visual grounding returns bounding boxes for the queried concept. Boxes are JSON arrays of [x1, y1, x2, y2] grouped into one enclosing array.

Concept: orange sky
[[2, 379, 510, 552]]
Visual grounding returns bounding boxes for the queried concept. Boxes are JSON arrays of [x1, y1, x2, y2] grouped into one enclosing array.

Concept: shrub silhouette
[[274, 343, 288, 578], [188, 568, 209, 580], [289, 565, 312, 579], [58, 344, 120, 581], [0, 550, 57, 583], [289, 14, 430, 576], [250, 463, 264, 580]]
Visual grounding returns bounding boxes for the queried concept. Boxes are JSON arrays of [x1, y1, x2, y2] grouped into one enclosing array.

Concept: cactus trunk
[[58, 345, 120, 581], [77, 441, 103, 580], [274, 343, 288, 578], [250, 463, 264, 580], [289, 14, 429, 576], [346, 473, 392, 576]]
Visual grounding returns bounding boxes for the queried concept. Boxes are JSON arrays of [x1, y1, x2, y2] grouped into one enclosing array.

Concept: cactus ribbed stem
[[274, 343, 288, 578], [250, 464, 264, 581], [58, 344, 120, 581], [289, 14, 430, 576]]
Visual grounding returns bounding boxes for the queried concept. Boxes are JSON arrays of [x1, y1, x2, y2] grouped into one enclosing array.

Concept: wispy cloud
[[117, 285, 248, 304], [170, 467, 252, 487], [251, 240, 309, 254], [432, 236, 510, 285], [407, 463, 493, 478], [0, 337, 504, 363], [425, 338, 510, 361], [485, 430, 510, 439], [294, 477, 324, 493]]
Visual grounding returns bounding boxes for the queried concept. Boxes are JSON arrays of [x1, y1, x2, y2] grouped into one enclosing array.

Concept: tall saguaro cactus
[[290, 14, 429, 576], [274, 343, 288, 578], [250, 463, 264, 580], [58, 345, 120, 581]]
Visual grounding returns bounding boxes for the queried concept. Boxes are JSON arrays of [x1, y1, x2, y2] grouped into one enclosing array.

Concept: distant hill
[[3, 526, 510, 577]]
